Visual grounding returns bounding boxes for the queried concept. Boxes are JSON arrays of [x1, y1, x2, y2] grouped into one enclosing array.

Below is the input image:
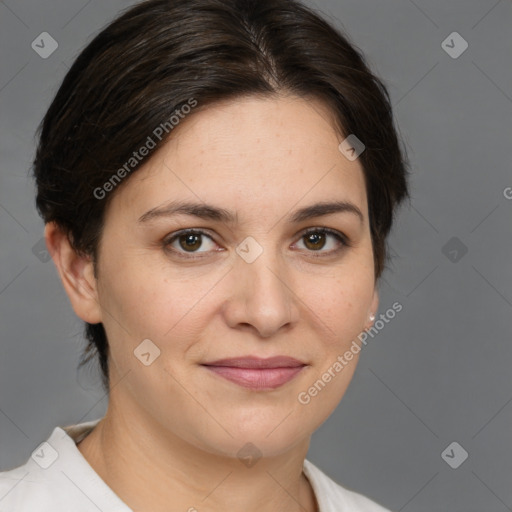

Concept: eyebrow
[[137, 200, 364, 224]]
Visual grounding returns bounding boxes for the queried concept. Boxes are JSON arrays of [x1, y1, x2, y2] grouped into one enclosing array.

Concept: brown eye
[[294, 228, 348, 256], [164, 229, 218, 257], [178, 233, 203, 252], [303, 232, 327, 251]]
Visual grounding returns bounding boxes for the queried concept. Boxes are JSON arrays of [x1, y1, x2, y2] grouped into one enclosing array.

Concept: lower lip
[[202, 365, 305, 390]]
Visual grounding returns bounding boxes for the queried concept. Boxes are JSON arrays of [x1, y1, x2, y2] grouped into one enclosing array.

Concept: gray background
[[1, 1, 511, 511]]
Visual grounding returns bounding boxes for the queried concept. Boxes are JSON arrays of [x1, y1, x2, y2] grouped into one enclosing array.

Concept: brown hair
[[32, 0, 410, 392]]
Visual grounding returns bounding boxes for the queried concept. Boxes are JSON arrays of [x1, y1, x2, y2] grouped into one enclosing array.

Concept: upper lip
[[201, 356, 306, 369]]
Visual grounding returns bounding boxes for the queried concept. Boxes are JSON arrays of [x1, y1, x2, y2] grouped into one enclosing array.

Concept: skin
[[46, 93, 379, 512]]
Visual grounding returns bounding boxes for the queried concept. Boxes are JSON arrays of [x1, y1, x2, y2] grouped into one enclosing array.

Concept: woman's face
[[88, 94, 378, 457]]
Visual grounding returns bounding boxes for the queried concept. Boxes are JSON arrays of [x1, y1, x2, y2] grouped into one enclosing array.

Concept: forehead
[[106, 94, 368, 222]]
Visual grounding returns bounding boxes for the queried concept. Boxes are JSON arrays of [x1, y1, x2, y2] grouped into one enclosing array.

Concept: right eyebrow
[[138, 201, 237, 224]]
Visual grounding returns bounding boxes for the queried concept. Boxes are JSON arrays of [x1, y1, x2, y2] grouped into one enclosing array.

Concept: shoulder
[[303, 459, 393, 512], [0, 460, 56, 512], [0, 419, 114, 512]]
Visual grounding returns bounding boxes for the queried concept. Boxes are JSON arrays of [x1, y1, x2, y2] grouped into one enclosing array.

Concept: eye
[[293, 227, 349, 256], [163, 229, 220, 258], [163, 227, 349, 260]]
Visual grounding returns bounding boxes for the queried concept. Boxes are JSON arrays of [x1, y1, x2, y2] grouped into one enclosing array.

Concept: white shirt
[[0, 418, 392, 511]]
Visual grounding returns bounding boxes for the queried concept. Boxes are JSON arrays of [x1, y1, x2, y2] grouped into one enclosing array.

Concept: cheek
[[96, 256, 226, 391], [293, 350, 360, 438], [309, 274, 373, 343], [303, 274, 373, 412], [98, 254, 209, 337]]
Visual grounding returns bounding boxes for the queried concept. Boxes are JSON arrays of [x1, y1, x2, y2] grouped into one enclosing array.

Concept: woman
[[0, 0, 409, 510]]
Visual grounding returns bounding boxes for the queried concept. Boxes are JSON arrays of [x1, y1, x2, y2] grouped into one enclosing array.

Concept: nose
[[222, 248, 300, 338]]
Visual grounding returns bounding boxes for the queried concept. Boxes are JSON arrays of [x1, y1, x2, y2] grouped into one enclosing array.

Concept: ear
[[364, 287, 379, 330], [44, 222, 103, 324]]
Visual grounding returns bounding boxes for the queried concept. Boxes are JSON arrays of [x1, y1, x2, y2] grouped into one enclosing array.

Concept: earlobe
[[365, 288, 379, 330], [44, 222, 103, 324]]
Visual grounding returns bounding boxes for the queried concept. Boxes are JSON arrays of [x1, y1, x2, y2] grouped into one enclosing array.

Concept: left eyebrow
[[137, 200, 364, 225], [289, 200, 364, 224]]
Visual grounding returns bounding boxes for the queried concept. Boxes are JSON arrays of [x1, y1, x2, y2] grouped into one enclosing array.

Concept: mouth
[[200, 356, 307, 390]]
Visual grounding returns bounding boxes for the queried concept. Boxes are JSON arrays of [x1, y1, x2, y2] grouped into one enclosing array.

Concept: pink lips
[[201, 356, 306, 390]]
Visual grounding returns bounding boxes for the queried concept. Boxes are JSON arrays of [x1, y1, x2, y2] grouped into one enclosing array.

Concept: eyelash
[[162, 227, 350, 260]]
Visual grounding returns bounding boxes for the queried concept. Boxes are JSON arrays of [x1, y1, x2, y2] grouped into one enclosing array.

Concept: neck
[[77, 399, 318, 512]]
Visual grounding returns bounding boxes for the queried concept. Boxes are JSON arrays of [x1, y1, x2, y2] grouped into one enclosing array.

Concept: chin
[[191, 412, 312, 461], [196, 433, 306, 463]]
